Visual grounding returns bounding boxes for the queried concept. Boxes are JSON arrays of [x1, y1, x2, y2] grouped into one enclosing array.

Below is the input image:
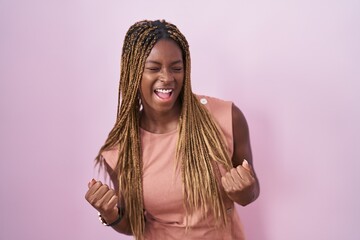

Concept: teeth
[[155, 89, 172, 93]]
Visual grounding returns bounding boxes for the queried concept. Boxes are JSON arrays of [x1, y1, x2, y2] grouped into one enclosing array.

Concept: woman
[[85, 19, 260, 240]]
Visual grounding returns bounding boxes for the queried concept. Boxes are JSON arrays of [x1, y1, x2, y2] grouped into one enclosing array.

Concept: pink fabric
[[103, 95, 246, 239]]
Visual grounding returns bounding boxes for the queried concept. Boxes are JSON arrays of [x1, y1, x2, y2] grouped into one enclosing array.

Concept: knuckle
[[230, 188, 238, 194], [100, 185, 109, 192], [102, 205, 111, 212], [89, 197, 97, 205], [246, 176, 255, 184], [93, 201, 102, 209], [89, 195, 100, 205], [95, 181, 102, 187]]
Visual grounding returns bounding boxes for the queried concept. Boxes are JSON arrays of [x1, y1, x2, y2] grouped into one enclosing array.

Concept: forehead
[[146, 39, 183, 62]]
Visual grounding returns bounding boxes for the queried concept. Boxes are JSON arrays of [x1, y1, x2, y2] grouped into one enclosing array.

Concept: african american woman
[[85, 19, 260, 240]]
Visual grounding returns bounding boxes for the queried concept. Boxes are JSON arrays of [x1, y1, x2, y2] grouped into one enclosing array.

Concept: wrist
[[227, 188, 256, 206], [98, 207, 124, 226], [101, 208, 118, 223]]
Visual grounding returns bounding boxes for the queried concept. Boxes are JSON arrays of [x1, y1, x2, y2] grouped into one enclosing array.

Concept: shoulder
[[194, 94, 247, 129], [195, 94, 234, 154], [101, 146, 119, 171], [195, 94, 233, 113], [195, 94, 232, 105], [231, 104, 248, 130], [195, 94, 233, 124]]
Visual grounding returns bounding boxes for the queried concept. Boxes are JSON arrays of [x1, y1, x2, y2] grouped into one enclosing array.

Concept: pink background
[[1, 0, 359, 239]]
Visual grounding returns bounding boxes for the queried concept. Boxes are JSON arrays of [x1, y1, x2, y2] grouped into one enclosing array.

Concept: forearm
[[109, 214, 133, 235], [100, 209, 133, 235]]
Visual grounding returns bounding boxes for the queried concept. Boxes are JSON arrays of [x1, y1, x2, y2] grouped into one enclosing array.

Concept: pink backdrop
[[1, 0, 359, 239]]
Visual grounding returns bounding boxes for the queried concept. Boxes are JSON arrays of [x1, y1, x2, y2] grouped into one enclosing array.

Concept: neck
[[140, 106, 181, 134]]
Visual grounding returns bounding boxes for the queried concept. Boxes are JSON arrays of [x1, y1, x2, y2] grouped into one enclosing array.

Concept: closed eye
[[172, 67, 183, 72], [146, 67, 160, 71]]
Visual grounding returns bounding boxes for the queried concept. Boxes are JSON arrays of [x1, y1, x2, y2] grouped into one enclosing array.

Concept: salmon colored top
[[102, 95, 246, 240]]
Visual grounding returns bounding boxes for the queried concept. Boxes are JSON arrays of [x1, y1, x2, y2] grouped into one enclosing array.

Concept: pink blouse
[[103, 95, 246, 239]]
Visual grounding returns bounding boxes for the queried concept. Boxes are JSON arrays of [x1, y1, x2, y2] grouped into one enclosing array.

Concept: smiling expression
[[140, 39, 184, 115]]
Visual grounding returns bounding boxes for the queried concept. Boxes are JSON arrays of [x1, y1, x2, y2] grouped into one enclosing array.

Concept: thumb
[[88, 178, 96, 189], [242, 159, 252, 172]]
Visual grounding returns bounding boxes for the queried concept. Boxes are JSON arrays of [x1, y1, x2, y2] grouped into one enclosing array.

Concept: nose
[[159, 69, 174, 82]]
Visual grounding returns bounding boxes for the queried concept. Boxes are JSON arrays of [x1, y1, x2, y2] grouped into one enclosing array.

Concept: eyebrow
[[145, 60, 183, 65]]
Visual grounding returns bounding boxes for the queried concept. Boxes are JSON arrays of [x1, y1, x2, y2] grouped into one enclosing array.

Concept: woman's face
[[140, 39, 184, 115]]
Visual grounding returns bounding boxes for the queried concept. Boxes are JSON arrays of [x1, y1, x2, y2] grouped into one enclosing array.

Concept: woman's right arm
[[85, 162, 133, 235]]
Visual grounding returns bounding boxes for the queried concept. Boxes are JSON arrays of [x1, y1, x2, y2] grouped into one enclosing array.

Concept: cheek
[[140, 77, 154, 96], [178, 74, 185, 87]]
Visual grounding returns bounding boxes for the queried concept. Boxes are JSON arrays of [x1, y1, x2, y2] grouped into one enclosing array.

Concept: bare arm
[[221, 103, 260, 206]]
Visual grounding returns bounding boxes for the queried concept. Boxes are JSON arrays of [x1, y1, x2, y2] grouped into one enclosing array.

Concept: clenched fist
[[85, 179, 119, 223], [221, 160, 257, 206]]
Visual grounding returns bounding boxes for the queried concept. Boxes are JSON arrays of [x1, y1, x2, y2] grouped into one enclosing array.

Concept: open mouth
[[154, 88, 173, 100]]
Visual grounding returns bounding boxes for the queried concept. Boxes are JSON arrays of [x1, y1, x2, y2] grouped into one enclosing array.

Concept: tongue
[[156, 92, 171, 99]]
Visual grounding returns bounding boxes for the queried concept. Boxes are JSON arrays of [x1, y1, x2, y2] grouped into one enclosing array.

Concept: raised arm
[[221, 103, 260, 206], [85, 160, 133, 235]]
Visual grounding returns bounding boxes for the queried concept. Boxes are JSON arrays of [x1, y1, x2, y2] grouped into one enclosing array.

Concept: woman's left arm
[[221, 103, 260, 206]]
